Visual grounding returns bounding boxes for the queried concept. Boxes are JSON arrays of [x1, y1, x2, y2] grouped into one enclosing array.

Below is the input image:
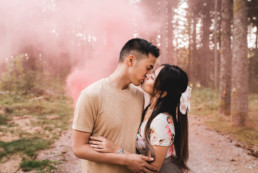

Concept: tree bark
[[160, 0, 167, 64], [219, 0, 232, 115], [201, 0, 211, 87], [187, 14, 192, 77], [167, 0, 175, 64], [159, 0, 177, 64], [231, 0, 248, 126], [255, 24, 258, 78], [192, 17, 198, 82], [214, 0, 219, 88]]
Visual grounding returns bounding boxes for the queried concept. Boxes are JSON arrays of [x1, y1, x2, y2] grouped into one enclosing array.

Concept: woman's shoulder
[[149, 113, 175, 146], [154, 113, 173, 122], [150, 113, 174, 128]]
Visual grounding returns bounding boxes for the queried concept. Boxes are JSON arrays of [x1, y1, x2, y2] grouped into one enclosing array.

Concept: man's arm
[[72, 129, 158, 173]]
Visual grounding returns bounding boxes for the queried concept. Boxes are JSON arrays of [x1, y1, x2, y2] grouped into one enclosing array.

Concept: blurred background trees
[[142, 0, 258, 127], [0, 0, 258, 127]]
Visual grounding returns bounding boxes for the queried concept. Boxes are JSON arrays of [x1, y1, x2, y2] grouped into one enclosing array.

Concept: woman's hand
[[89, 136, 121, 153]]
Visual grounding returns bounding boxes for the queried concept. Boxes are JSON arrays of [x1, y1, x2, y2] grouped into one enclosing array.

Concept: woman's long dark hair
[[142, 64, 189, 170]]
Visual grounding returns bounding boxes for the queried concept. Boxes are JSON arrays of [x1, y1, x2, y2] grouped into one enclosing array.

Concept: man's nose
[[146, 70, 152, 74]]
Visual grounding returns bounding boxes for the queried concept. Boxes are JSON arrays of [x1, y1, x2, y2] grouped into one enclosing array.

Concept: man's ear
[[127, 55, 135, 67]]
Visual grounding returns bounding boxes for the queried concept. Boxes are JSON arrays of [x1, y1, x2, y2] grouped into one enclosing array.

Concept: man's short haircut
[[119, 38, 160, 62]]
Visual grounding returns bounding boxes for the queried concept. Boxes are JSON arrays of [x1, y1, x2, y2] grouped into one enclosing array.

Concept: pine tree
[[219, 0, 232, 115], [231, 0, 248, 126]]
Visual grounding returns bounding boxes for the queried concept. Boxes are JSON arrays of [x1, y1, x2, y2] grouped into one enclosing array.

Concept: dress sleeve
[[149, 114, 175, 146]]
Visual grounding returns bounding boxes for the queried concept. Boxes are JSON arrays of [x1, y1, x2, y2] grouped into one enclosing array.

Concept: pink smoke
[[0, 0, 161, 103]]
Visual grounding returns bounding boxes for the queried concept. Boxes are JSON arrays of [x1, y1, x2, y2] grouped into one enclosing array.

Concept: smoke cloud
[[0, 0, 161, 102]]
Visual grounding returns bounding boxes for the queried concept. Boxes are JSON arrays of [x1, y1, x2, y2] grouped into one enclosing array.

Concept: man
[[72, 38, 160, 173]]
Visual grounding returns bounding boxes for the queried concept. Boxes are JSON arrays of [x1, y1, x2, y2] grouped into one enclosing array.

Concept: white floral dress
[[136, 113, 175, 158]]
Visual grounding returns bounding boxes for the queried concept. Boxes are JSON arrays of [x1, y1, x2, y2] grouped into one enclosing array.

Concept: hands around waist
[[89, 136, 158, 173], [89, 136, 120, 153]]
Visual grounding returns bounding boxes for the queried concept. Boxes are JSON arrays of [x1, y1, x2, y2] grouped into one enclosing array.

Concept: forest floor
[[0, 88, 257, 173], [35, 115, 257, 173]]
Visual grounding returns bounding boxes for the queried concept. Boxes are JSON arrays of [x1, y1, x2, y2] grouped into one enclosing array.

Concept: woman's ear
[[160, 91, 167, 98], [155, 91, 167, 98]]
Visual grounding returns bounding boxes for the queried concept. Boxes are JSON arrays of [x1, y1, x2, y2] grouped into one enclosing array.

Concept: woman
[[89, 64, 191, 173]]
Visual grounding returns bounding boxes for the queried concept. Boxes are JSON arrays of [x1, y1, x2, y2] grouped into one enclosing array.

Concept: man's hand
[[124, 154, 158, 173]]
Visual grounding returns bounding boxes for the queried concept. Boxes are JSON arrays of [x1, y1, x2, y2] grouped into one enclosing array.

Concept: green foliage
[[0, 114, 9, 125], [0, 54, 44, 96], [20, 159, 56, 172], [0, 138, 51, 160]]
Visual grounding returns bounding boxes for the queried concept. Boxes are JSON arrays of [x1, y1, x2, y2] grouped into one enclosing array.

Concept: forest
[[0, 0, 257, 172], [140, 0, 258, 127]]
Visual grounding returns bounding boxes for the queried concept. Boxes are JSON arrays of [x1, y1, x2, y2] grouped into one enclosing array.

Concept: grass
[[191, 87, 258, 151], [0, 114, 9, 125], [20, 159, 56, 172], [0, 138, 51, 160], [0, 80, 74, 171]]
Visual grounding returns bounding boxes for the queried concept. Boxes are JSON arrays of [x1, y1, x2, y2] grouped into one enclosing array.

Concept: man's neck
[[109, 65, 131, 90]]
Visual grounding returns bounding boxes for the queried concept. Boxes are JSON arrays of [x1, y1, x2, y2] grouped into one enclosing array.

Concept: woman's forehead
[[152, 66, 163, 78], [154, 66, 163, 74]]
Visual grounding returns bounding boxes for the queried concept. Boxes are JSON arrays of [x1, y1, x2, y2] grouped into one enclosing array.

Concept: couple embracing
[[72, 38, 191, 173]]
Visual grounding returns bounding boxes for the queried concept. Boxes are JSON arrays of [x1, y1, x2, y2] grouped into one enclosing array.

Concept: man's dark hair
[[119, 38, 160, 62]]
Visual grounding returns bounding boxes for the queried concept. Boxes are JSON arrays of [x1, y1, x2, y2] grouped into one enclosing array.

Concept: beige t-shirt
[[72, 78, 144, 173]]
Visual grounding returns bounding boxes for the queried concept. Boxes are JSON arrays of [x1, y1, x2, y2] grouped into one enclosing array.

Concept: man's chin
[[131, 81, 140, 86], [136, 82, 142, 86], [132, 79, 144, 86]]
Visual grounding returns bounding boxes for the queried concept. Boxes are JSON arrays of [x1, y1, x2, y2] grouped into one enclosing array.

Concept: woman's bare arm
[[151, 145, 169, 171]]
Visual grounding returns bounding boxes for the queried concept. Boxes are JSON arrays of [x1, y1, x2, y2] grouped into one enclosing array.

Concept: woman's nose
[[145, 74, 151, 80]]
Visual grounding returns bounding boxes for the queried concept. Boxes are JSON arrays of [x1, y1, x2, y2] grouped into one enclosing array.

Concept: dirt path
[[188, 116, 257, 173], [37, 129, 81, 173], [39, 116, 257, 173]]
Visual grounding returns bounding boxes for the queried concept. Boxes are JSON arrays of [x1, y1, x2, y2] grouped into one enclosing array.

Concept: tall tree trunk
[[231, 0, 248, 126], [192, 17, 198, 83], [160, 0, 177, 64], [167, 0, 175, 64], [160, 0, 167, 64], [218, 0, 222, 88], [187, 14, 192, 77], [219, 0, 232, 115], [201, 0, 211, 87], [255, 24, 258, 78], [214, 0, 219, 88]]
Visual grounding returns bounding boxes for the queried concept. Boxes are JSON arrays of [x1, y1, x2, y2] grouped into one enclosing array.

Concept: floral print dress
[[136, 113, 175, 158]]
